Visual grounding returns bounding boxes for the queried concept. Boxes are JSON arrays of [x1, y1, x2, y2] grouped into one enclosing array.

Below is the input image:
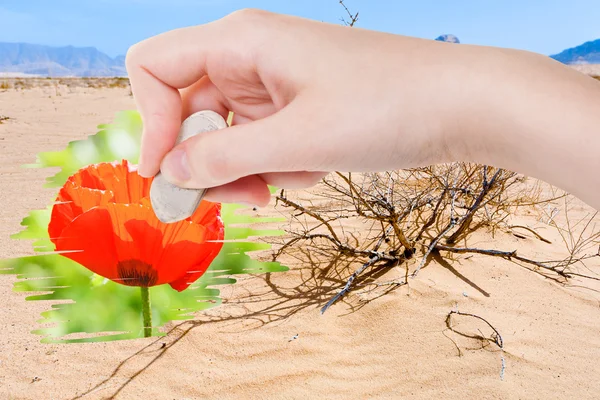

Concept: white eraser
[[150, 110, 228, 223]]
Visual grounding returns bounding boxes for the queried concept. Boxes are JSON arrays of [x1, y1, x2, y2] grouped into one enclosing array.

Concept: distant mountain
[[3, 36, 600, 78], [0, 42, 126, 77], [550, 39, 600, 64], [435, 34, 460, 44]]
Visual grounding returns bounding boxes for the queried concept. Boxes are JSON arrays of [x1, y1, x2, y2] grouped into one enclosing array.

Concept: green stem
[[140, 286, 152, 338]]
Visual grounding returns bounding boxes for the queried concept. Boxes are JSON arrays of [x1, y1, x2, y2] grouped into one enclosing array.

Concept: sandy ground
[[1, 82, 600, 400], [568, 64, 600, 76]]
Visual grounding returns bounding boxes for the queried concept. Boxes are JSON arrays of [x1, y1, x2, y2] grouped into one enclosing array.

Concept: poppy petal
[[52, 206, 120, 281], [157, 219, 223, 291], [74, 166, 107, 191], [105, 201, 223, 289], [91, 160, 151, 205], [122, 215, 222, 290], [48, 181, 113, 241], [167, 238, 223, 291], [53, 204, 162, 287], [67, 160, 152, 205], [175, 201, 224, 290], [188, 200, 223, 238]]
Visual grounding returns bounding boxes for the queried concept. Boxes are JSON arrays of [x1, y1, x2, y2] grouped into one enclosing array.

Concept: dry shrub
[[108, 77, 130, 88], [13, 79, 25, 90], [272, 163, 600, 312], [0, 77, 131, 90]]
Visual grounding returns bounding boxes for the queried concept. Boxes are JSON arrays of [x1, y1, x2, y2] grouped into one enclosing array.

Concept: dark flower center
[[116, 259, 158, 287]]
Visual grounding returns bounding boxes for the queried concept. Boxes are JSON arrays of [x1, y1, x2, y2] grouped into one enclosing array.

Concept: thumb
[[159, 102, 323, 189]]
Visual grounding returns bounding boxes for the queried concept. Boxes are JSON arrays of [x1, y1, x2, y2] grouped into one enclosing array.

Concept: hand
[[125, 9, 467, 206], [127, 9, 600, 210]]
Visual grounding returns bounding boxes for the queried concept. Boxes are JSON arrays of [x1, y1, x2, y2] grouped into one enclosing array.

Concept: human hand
[[126, 9, 467, 206], [127, 9, 600, 210]]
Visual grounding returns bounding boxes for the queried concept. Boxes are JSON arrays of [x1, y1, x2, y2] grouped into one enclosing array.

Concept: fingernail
[[161, 148, 191, 183]]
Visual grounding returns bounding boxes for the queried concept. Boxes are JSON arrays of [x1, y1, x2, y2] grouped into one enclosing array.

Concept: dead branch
[[272, 162, 600, 313], [446, 310, 503, 349], [446, 167, 505, 244], [436, 244, 567, 277], [413, 223, 454, 277], [446, 310, 506, 380], [435, 244, 600, 281], [339, 0, 359, 27], [320, 254, 393, 314], [508, 225, 552, 244]]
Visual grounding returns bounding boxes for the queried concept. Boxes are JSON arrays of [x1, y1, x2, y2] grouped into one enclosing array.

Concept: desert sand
[[568, 64, 600, 76], [1, 80, 599, 400]]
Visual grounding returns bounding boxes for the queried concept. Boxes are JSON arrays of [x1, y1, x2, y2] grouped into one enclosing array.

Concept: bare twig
[[320, 254, 389, 314], [435, 244, 600, 281], [446, 310, 506, 380], [339, 0, 359, 27], [446, 310, 503, 349], [446, 167, 504, 244], [508, 225, 552, 244]]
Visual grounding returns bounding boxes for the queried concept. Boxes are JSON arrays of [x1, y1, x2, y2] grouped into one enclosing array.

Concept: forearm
[[452, 46, 600, 209]]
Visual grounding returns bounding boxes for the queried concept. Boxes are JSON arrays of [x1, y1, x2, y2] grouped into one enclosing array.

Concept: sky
[[1, 0, 599, 58]]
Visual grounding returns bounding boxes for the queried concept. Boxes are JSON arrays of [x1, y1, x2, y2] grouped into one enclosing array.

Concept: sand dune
[[1, 82, 599, 400]]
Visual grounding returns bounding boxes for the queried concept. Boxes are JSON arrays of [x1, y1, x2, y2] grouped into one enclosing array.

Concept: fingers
[[259, 171, 328, 189], [203, 172, 328, 206], [180, 76, 231, 122], [159, 102, 321, 189], [126, 24, 220, 177], [204, 175, 272, 207], [128, 67, 183, 178]]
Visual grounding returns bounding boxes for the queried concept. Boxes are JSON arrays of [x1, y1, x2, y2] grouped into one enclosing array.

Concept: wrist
[[381, 37, 513, 169], [445, 46, 551, 167], [448, 45, 600, 208]]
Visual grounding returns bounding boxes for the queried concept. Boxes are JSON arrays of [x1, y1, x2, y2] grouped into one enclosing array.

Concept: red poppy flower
[[48, 160, 224, 292]]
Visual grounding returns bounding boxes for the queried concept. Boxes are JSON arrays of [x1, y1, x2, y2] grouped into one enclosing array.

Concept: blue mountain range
[[549, 38, 600, 64], [0, 42, 126, 77], [1, 36, 599, 77]]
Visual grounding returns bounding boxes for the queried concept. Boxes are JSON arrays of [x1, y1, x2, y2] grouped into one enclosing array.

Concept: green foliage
[[0, 110, 287, 343], [28, 110, 143, 188]]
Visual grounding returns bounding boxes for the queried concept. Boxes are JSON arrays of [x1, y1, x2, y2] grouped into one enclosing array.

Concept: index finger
[[125, 24, 217, 177]]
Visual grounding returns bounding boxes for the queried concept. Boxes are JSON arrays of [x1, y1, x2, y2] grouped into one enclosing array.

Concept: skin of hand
[[126, 9, 600, 210]]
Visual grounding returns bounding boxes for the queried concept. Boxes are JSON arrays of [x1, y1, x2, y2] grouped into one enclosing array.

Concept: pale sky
[[0, 0, 598, 57]]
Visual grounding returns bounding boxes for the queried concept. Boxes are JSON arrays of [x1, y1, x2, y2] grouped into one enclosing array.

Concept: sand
[[568, 64, 600, 77], [1, 82, 599, 400]]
